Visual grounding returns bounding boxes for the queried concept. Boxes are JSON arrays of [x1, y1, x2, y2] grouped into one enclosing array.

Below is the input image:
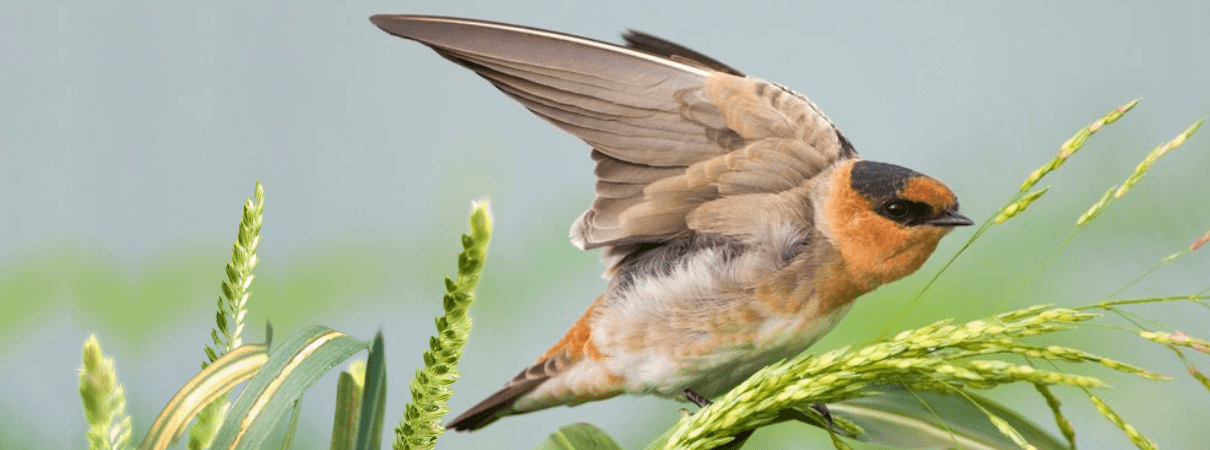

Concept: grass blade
[[138, 344, 269, 450], [279, 399, 302, 450], [355, 332, 388, 450], [209, 326, 369, 450], [330, 361, 366, 450]]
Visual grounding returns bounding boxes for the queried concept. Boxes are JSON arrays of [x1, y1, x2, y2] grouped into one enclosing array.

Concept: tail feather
[[445, 376, 546, 431], [447, 295, 611, 431], [446, 341, 588, 431]]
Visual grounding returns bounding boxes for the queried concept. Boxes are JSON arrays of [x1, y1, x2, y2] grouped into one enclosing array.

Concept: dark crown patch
[[850, 160, 924, 202]]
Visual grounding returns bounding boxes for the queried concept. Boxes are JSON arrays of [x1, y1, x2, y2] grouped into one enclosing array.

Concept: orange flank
[[540, 296, 607, 362]]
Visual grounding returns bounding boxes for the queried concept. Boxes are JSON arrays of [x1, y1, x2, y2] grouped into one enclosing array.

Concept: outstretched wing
[[370, 15, 857, 252]]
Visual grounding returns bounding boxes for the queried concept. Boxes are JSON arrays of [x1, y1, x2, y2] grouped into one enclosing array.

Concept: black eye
[[884, 201, 910, 219]]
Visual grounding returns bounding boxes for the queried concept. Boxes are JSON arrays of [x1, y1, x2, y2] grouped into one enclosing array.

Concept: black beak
[[925, 211, 974, 227]]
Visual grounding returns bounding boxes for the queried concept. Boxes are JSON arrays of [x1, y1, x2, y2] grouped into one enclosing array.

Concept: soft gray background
[[2, 1, 1209, 449]]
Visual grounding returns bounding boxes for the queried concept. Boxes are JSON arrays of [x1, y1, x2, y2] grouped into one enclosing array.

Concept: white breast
[[592, 237, 852, 399], [677, 302, 853, 398]]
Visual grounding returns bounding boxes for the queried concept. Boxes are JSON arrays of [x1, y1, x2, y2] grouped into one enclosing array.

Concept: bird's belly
[[615, 302, 855, 399]]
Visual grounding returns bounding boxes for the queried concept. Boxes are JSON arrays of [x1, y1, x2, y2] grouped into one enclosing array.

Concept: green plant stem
[[393, 199, 493, 450]]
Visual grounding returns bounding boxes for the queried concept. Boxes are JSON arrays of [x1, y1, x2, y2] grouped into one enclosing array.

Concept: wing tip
[[367, 13, 391, 25], [368, 14, 460, 38], [368, 14, 415, 38], [367, 13, 410, 30]]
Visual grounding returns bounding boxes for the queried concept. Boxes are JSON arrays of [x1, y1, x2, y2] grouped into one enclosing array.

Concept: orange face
[[821, 160, 970, 290]]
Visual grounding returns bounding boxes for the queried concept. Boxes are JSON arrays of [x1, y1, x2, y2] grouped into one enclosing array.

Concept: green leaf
[[355, 332, 387, 450], [280, 399, 302, 450], [822, 386, 1068, 450], [209, 326, 370, 450], [138, 344, 268, 450], [330, 363, 365, 450], [535, 423, 624, 450]]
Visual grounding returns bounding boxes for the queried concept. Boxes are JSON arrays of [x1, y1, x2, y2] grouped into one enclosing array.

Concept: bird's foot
[[682, 388, 712, 407], [810, 402, 834, 428]]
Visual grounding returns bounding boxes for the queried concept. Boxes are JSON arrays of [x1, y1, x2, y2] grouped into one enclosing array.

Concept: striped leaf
[[209, 326, 371, 450], [138, 344, 269, 450]]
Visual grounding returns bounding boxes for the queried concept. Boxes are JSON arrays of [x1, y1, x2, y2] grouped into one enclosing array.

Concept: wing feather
[[371, 15, 857, 255]]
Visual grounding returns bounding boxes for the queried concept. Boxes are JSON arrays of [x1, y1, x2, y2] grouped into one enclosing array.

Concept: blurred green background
[[2, 1, 1209, 449]]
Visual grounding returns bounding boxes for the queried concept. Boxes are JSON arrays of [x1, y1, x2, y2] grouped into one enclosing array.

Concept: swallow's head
[[847, 160, 972, 229], [819, 159, 972, 287]]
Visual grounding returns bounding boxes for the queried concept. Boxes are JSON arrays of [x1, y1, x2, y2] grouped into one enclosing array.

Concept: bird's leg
[[810, 402, 834, 428], [682, 388, 712, 407]]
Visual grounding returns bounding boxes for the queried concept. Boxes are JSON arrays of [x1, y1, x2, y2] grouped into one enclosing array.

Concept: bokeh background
[[3, 1, 1209, 449]]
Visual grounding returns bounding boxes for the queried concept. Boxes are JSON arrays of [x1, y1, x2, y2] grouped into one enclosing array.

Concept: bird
[[369, 14, 974, 431]]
